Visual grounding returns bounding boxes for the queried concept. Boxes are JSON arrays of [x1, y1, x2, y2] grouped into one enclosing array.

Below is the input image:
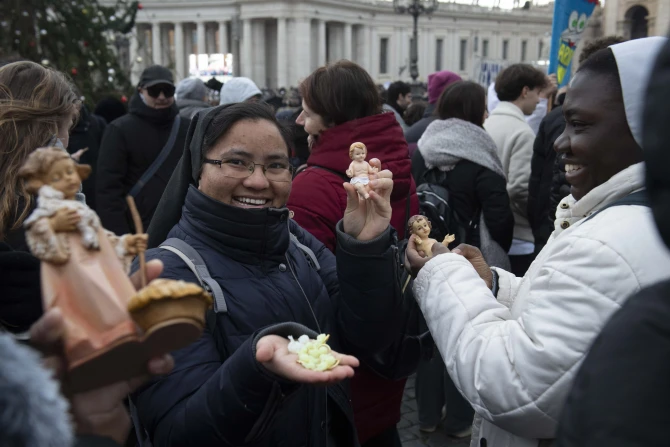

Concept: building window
[[502, 39, 509, 60], [435, 38, 444, 71], [538, 40, 544, 59], [459, 39, 467, 71], [474, 36, 479, 52], [380, 37, 389, 74], [521, 40, 527, 61], [482, 39, 489, 58]]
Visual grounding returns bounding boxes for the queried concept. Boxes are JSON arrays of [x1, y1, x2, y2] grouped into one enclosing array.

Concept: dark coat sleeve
[[132, 250, 302, 447], [555, 280, 670, 447], [95, 124, 131, 235], [475, 168, 514, 252]]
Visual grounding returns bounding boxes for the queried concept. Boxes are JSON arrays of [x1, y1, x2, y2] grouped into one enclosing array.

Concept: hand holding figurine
[[49, 208, 81, 232]]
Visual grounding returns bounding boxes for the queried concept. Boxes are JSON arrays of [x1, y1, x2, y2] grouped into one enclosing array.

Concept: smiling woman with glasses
[[135, 101, 410, 447]]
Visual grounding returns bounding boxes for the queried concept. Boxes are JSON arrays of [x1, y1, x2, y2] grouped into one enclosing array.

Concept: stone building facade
[[125, 0, 553, 88]]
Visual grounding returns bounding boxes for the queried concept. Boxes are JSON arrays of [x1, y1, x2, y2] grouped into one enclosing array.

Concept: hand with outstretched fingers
[[29, 259, 174, 445], [342, 158, 393, 241], [256, 335, 359, 385]]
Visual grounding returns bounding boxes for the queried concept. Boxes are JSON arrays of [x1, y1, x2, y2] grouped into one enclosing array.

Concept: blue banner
[[548, 0, 599, 87]]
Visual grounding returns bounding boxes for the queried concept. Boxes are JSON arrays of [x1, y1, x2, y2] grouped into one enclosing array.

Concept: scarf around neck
[[418, 118, 505, 179]]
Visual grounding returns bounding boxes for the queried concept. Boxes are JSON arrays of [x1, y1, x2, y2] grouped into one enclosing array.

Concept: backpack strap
[[158, 238, 227, 313], [582, 190, 650, 224], [289, 233, 321, 272], [129, 115, 182, 198], [310, 165, 350, 182]]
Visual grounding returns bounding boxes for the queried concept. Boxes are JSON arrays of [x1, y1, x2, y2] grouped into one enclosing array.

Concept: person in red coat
[[288, 60, 419, 447]]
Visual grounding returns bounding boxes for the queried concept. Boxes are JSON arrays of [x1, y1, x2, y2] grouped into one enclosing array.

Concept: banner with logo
[[548, 0, 599, 87]]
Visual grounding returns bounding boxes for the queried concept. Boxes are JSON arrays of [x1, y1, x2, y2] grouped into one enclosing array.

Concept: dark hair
[[94, 97, 127, 124], [299, 60, 382, 127], [435, 81, 487, 127], [404, 100, 427, 126], [200, 102, 295, 171], [387, 81, 411, 105], [575, 47, 623, 100], [494, 64, 548, 101], [579, 36, 625, 65]]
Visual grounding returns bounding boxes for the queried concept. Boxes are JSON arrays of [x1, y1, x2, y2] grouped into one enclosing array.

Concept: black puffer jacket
[[132, 185, 411, 447], [527, 106, 566, 253], [68, 105, 107, 211], [412, 150, 514, 252], [95, 94, 189, 235]]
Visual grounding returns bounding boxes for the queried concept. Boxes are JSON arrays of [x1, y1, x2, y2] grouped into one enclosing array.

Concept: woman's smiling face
[[198, 118, 292, 209]]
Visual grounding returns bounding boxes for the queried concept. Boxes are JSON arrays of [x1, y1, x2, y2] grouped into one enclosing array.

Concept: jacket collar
[[489, 101, 526, 123], [555, 162, 646, 234], [129, 92, 178, 126], [178, 185, 290, 265]]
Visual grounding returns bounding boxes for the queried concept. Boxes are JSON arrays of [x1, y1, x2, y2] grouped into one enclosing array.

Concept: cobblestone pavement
[[398, 375, 471, 447]]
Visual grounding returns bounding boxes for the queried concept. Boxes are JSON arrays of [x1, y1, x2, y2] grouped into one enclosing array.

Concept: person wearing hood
[[288, 60, 420, 447], [95, 65, 190, 235], [404, 70, 462, 148], [555, 35, 670, 447], [405, 36, 670, 447], [137, 101, 408, 446], [175, 77, 211, 120], [218, 76, 262, 106]]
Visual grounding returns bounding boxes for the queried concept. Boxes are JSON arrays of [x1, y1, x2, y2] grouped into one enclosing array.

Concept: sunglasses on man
[[146, 83, 176, 98]]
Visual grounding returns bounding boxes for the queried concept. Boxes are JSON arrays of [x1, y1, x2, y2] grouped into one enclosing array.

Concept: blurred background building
[[121, 0, 554, 88]]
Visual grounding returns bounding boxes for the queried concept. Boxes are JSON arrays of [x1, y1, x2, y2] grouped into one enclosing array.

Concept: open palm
[[342, 158, 394, 241], [256, 335, 359, 385]]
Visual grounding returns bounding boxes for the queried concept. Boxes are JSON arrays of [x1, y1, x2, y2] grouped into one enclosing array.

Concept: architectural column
[[294, 18, 312, 82], [218, 21, 228, 54], [174, 22, 185, 80], [151, 22, 162, 65], [241, 19, 253, 78], [318, 20, 327, 65], [344, 23, 352, 60], [197, 21, 206, 55], [369, 26, 377, 79], [161, 25, 171, 67], [129, 31, 140, 85], [277, 18, 288, 88]]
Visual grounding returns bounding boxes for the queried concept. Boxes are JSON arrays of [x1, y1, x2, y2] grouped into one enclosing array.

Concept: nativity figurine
[[346, 142, 378, 200], [408, 215, 456, 258], [19, 147, 211, 392]]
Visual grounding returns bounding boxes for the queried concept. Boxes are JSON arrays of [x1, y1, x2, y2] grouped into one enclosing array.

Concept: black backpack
[[415, 168, 479, 247]]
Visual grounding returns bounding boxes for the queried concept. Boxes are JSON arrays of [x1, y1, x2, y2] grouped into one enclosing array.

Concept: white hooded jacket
[[413, 37, 670, 447]]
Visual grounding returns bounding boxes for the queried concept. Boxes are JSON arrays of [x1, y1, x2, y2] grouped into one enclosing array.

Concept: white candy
[[288, 333, 340, 371]]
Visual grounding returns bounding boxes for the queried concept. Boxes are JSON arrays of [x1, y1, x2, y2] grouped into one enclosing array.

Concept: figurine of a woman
[[408, 215, 455, 258], [18, 147, 147, 373]]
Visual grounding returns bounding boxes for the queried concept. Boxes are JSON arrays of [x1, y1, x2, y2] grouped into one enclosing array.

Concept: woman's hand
[[49, 208, 80, 232], [256, 335, 359, 385], [342, 158, 393, 241], [404, 236, 450, 277], [124, 234, 148, 255], [29, 260, 174, 445], [452, 244, 493, 289]]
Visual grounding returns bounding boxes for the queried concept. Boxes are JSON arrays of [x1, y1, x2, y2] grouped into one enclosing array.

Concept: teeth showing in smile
[[565, 164, 584, 173], [235, 197, 268, 205]]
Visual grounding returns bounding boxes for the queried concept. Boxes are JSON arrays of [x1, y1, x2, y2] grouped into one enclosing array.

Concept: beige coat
[[484, 102, 536, 243]]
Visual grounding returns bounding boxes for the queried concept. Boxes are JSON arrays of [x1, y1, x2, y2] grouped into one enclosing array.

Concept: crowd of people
[[1, 32, 669, 447]]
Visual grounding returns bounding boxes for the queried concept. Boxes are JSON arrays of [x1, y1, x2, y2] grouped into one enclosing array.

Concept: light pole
[[393, 0, 438, 82]]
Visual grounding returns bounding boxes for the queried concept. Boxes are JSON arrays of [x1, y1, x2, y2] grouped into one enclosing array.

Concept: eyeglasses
[[203, 158, 294, 182], [146, 84, 176, 98]]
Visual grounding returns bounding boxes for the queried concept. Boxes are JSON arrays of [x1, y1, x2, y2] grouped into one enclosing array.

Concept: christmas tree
[[0, 0, 141, 106]]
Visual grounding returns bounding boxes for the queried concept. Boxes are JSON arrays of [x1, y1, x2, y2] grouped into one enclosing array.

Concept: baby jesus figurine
[[408, 215, 456, 258], [346, 142, 378, 200]]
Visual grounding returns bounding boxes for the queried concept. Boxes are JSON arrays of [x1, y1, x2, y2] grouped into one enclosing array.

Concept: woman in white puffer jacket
[[407, 37, 670, 447]]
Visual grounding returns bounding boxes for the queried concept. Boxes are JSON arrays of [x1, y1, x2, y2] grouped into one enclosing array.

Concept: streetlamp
[[393, 0, 438, 82]]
